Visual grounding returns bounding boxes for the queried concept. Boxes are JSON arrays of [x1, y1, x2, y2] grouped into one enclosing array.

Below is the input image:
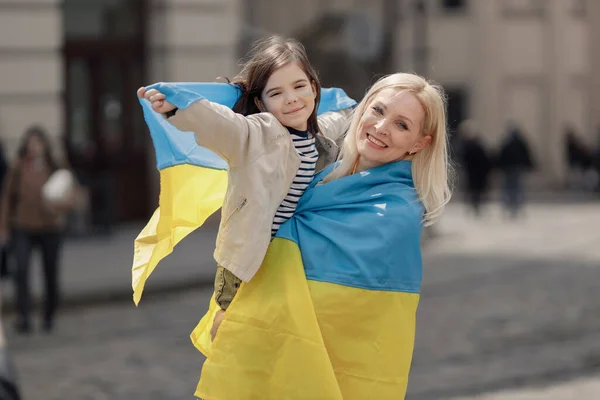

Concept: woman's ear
[[254, 97, 265, 112], [412, 135, 433, 154]]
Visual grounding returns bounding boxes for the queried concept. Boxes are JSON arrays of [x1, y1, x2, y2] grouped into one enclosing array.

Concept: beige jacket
[[167, 99, 351, 281]]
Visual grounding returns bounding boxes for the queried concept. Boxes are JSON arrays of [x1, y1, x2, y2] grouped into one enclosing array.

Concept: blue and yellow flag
[[132, 83, 356, 305], [192, 160, 424, 399]]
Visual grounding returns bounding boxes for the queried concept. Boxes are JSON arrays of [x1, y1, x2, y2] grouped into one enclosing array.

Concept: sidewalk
[[0, 215, 222, 311], [2, 197, 599, 398], [452, 374, 600, 400], [436, 198, 600, 400], [2, 196, 598, 310]]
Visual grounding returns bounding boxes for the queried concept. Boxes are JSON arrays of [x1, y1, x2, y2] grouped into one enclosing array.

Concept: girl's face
[[356, 88, 432, 170], [257, 62, 316, 131], [26, 135, 46, 158]]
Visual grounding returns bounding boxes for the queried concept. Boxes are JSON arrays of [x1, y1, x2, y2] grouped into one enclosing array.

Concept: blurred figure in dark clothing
[[0, 142, 6, 191], [0, 142, 9, 280], [565, 126, 592, 171], [497, 125, 534, 218], [458, 120, 492, 217], [565, 126, 599, 191]]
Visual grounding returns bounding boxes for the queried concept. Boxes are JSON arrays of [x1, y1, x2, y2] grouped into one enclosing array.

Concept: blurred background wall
[[0, 0, 597, 229]]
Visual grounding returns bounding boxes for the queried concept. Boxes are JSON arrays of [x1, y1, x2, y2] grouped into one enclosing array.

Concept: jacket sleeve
[[167, 100, 284, 168], [317, 109, 353, 146], [148, 82, 282, 168]]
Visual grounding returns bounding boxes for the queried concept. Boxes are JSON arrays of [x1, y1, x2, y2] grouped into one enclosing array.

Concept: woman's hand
[[210, 309, 226, 341], [137, 87, 176, 114]]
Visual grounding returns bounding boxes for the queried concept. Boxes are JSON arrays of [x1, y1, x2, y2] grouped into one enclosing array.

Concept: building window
[[441, 0, 466, 11], [501, 0, 545, 18], [63, 0, 143, 40], [570, 0, 586, 18]]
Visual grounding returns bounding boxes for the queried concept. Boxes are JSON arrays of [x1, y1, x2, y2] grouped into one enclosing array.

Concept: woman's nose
[[375, 119, 389, 135]]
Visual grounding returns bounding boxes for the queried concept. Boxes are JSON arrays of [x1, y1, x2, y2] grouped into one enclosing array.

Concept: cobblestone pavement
[[6, 288, 213, 400], [452, 375, 600, 400], [4, 201, 600, 399]]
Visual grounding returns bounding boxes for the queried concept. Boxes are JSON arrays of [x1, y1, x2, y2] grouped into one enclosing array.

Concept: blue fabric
[[276, 161, 424, 293], [140, 82, 357, 170]]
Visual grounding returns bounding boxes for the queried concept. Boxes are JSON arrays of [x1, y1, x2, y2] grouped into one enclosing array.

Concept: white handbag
[[42, 169, 75, 207]]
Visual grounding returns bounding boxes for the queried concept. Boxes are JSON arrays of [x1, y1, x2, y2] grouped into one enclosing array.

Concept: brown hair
[[17, 125, 58, 171], [231, 36, 322, 134]]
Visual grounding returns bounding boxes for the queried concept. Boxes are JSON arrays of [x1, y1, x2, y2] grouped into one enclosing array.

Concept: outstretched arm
[[138, 85, 281, 168]]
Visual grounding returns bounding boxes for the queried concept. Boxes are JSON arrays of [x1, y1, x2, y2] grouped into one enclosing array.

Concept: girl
[[138, 36, 353, 316]]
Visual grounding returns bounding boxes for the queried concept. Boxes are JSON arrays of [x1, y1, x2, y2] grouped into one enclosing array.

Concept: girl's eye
[[295, 84, 307, 89], [396, 122, 408, 130], [372, 106, 383, 115], [269, 92, 281, 98]]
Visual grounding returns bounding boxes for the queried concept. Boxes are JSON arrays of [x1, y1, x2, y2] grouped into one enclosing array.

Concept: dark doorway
[[63, 0, 149, 230]]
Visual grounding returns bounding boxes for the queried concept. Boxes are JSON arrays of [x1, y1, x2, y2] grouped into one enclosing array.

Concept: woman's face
[[26, 135, 46, 158], [257, 62, 317, 131], [356, 88, 432, 170]]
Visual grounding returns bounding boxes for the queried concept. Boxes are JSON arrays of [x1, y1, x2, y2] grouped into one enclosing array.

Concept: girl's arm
[[318, 108, 353, 146], [140, 84, 281, 168]]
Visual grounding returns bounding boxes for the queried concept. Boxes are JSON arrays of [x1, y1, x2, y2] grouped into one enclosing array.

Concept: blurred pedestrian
[[0, 296, 22, 399], [497, 125, 534, 218], [565, 125, 595, 190], [0, 141, 9, 280], [458, 120, 492, 217], [0, 126, 75, 334]]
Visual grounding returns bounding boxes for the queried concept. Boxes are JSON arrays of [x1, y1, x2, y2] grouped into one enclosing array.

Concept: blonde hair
[[323, 73, 453, 226]]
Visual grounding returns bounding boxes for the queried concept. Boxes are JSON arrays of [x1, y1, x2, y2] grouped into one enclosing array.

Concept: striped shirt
[[271, 128, 318, 237]]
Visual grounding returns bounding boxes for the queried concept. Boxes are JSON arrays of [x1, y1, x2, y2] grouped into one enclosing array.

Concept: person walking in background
[[0, 126, 75, 334], [565, 125, 595, 190], [457, 120, 492, 217], [0, 141, 9, 280], [497, 124, 534, 219]]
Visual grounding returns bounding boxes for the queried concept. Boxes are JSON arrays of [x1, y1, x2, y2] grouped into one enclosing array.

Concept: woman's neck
[[353, 157, 380, 174], [353, 155, 413, 174]]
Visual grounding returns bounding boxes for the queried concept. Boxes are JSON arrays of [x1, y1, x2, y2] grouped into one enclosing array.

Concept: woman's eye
[[372, 106, 383, 114]]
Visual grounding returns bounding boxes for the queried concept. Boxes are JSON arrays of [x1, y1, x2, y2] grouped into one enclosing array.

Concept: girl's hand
[[137, 87, 176, 114], [210, 309, 226, 341]]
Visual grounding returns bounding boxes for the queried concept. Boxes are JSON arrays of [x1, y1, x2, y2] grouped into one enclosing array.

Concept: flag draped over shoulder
[[132, 83, 357, 305], [191, 160, 424, 400]]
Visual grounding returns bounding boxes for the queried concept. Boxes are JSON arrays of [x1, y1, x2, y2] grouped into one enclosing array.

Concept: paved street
[[7, 287, 213, 400], [3, 198, 600, 399]]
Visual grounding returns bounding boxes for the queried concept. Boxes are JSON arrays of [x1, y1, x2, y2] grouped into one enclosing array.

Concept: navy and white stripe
[[271, 129, 318, 237]]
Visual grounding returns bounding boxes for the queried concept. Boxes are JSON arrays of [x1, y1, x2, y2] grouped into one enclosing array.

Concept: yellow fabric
[[191, 238, 420, 400], [132, 164, 227, 305]]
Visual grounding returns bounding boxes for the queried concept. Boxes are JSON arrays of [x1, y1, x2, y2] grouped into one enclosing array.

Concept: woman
[[0, 126, 73, 334], [193, 72, 452, 399]]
